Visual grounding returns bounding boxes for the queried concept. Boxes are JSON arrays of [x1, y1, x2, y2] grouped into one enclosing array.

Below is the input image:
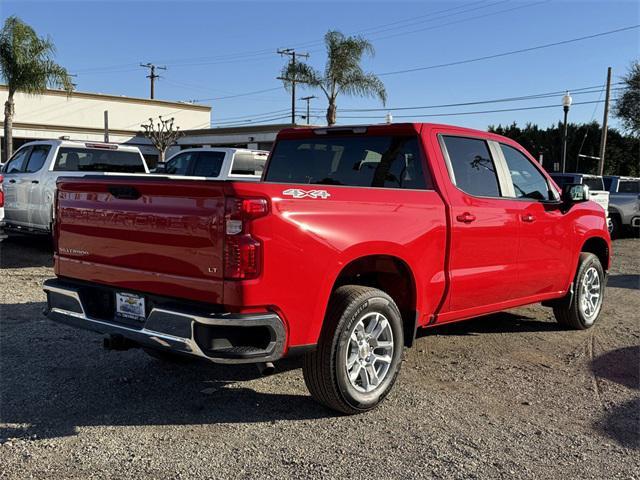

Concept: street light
[[561, 91, 572, 173]]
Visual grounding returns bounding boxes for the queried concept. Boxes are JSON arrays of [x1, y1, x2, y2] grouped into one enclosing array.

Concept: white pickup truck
[[154, 147, 268, 180], [1, 140, 149, 234]]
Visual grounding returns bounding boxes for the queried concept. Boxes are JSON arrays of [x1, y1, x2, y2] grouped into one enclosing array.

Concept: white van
[[2, 140, 149, 234]]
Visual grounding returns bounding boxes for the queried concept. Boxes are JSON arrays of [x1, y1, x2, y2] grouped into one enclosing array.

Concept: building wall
[[0, 85, 211, 166]]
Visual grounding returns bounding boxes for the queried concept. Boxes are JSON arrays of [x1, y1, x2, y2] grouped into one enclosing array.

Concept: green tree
[[0, 16, 73, 161], [281, 30, 386, 126], [615, 60, 640, 137]]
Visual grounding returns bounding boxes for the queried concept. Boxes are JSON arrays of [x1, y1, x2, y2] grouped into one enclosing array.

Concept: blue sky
[[1, 0, 638, 130]]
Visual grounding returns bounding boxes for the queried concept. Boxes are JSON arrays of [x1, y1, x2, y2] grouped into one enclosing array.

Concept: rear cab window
[[265, 135, 431, 189], [54, 147, 146, 173], [441, 136, 501, 197]]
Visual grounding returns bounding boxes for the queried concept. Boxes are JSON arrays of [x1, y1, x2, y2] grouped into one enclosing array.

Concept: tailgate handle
[[108, 185, 141, 200]]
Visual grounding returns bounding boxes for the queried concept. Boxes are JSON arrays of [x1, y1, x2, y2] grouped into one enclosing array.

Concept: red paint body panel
[[53, 123, 611, 352]]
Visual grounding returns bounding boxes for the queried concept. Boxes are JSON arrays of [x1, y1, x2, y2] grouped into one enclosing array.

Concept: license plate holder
[[115, 292, 146, 321]]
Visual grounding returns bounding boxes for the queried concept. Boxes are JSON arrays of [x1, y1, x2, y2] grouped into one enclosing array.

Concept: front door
[[438, 134, 520, 314], [497, 143, 573, 297], [2, 146, 32, 225]]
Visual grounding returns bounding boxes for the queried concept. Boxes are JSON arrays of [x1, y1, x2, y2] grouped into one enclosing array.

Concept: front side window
[[54, 147, 145, 173], [501, 144, 552, 201], [165, 152, 195, 175], [618, 180, 640, 193], [266, 135, 430, 190], [3, 147, 31, 173], [192, 151, 225, 177], [25, 145, 51, 173], [442, 136, 500, 197]]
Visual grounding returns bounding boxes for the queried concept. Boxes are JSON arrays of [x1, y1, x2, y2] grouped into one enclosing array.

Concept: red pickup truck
[[44, 123, 610, 414]]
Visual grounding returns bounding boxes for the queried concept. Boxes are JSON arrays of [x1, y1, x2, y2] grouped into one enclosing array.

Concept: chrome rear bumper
[[43, 279, 286, 364]]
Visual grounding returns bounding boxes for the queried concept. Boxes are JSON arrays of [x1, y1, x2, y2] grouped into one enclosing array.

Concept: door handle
[[456, 212, 476, 223], [31, 180, 39, 184], [9, 179, 16, 183], [521, 213, 536, 223]]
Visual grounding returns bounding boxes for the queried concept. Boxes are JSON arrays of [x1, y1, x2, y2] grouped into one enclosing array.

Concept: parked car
[[550, 173, 611, 232], [154, 148, 268, 180], [1, 140, 149, 234], [603, 175, 640, 237], [0, 173, 5, 240], [43, 123, 610, 414]]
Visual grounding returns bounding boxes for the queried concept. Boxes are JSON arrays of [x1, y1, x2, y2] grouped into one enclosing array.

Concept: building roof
[[0, 84, 211, 112]]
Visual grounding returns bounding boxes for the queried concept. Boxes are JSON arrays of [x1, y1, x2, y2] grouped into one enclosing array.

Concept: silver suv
[[604, 175, 640, 237], [1, 140, 149, 234]]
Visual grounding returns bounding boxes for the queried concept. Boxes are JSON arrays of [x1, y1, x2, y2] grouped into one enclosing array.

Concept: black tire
[[302, 285, 404, 414], [143, 347, 195, 363], [553, 252, 605, 330], [609, 215, 622, 239]]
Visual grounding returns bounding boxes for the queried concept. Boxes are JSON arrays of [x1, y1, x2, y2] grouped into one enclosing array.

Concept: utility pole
[[103, 110, 109, 143], [300, 95, 316, 124], [277, 49, 309, 125], [140, 63, 166, 99], [598, 67, 612, 176]]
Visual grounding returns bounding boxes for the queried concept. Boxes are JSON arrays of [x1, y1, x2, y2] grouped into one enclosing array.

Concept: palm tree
[[0, 16, 73, 161], [281, 30, 386, 126]]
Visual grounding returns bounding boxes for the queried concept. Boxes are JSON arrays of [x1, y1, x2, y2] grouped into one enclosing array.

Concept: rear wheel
[[553, 252, 605, 330], [302, 285, 404, 414], [609, 214, 622, 239]]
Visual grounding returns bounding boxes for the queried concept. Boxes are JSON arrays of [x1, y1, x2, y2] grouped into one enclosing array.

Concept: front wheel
[[302, 285, 404, 414], [553, 252, 605, 330]]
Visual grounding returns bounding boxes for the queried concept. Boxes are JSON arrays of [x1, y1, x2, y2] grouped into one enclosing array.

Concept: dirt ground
[[0, 235, 638, 480]]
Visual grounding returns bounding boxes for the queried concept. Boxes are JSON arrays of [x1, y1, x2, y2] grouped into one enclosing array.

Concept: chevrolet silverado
[[43, 123, 611, 414]]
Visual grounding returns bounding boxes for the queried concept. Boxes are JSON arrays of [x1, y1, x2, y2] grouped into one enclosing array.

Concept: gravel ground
[[0, 235, 638, 479]]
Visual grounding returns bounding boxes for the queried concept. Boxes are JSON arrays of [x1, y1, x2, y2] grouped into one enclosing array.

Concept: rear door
[[2, 146, 32, 224], [437, 134, 520, 314], [497, 143, 573, 297]]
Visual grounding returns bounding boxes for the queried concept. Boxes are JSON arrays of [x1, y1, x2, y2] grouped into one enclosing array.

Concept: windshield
[[53, 147, 146, 173], [266, 135, 430, 189]]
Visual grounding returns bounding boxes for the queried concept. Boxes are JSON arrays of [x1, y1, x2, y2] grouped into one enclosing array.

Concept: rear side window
[[165, 152, 195, 175], [501, 144, 552, 201], [266, 135, 430, 189], [231, 152, 267, 176], [54, 147, 145, 173], [4, 147, 31, 173], [25, 145, 51, 173], [618, 180, 639, 193], [192, 151, 225, 177], [442, 136, 500, 197], [583, 177, 604, 191]]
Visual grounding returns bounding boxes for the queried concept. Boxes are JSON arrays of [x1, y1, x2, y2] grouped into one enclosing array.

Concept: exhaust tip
[[256, 362, 275, 376]]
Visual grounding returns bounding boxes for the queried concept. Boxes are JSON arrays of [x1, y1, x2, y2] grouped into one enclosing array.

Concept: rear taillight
[[223, 197, 268, 279], [0, 175, 4, 208]]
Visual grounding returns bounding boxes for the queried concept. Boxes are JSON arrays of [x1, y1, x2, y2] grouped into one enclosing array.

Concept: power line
[[189, 87, 283, 102], [337, 85, 624, 112], [336, 99, 616, 119], [377, 25, 640, 76]]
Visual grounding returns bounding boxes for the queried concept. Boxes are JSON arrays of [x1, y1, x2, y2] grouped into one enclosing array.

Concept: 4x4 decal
[[282, 188, 331, 199]]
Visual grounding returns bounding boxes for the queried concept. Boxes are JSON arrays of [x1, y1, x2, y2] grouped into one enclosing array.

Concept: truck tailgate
[[55, 176, 225, 304]]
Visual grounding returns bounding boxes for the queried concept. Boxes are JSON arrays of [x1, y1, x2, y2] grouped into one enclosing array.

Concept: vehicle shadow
[[0, 233, 53, 268], [591, 346, 640, 449], [0, 301, 333, 441], [607, 274, 640, 290], [417, 311, 563, 338]]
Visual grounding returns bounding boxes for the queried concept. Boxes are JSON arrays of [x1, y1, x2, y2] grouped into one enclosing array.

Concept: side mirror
[[154, 163, 166, 173], [563, 183, 589, 207]]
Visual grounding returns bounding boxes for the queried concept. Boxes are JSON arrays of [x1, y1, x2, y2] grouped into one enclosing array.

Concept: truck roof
[[276, 122, 520, 146], [19, 139, 143, 153]]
